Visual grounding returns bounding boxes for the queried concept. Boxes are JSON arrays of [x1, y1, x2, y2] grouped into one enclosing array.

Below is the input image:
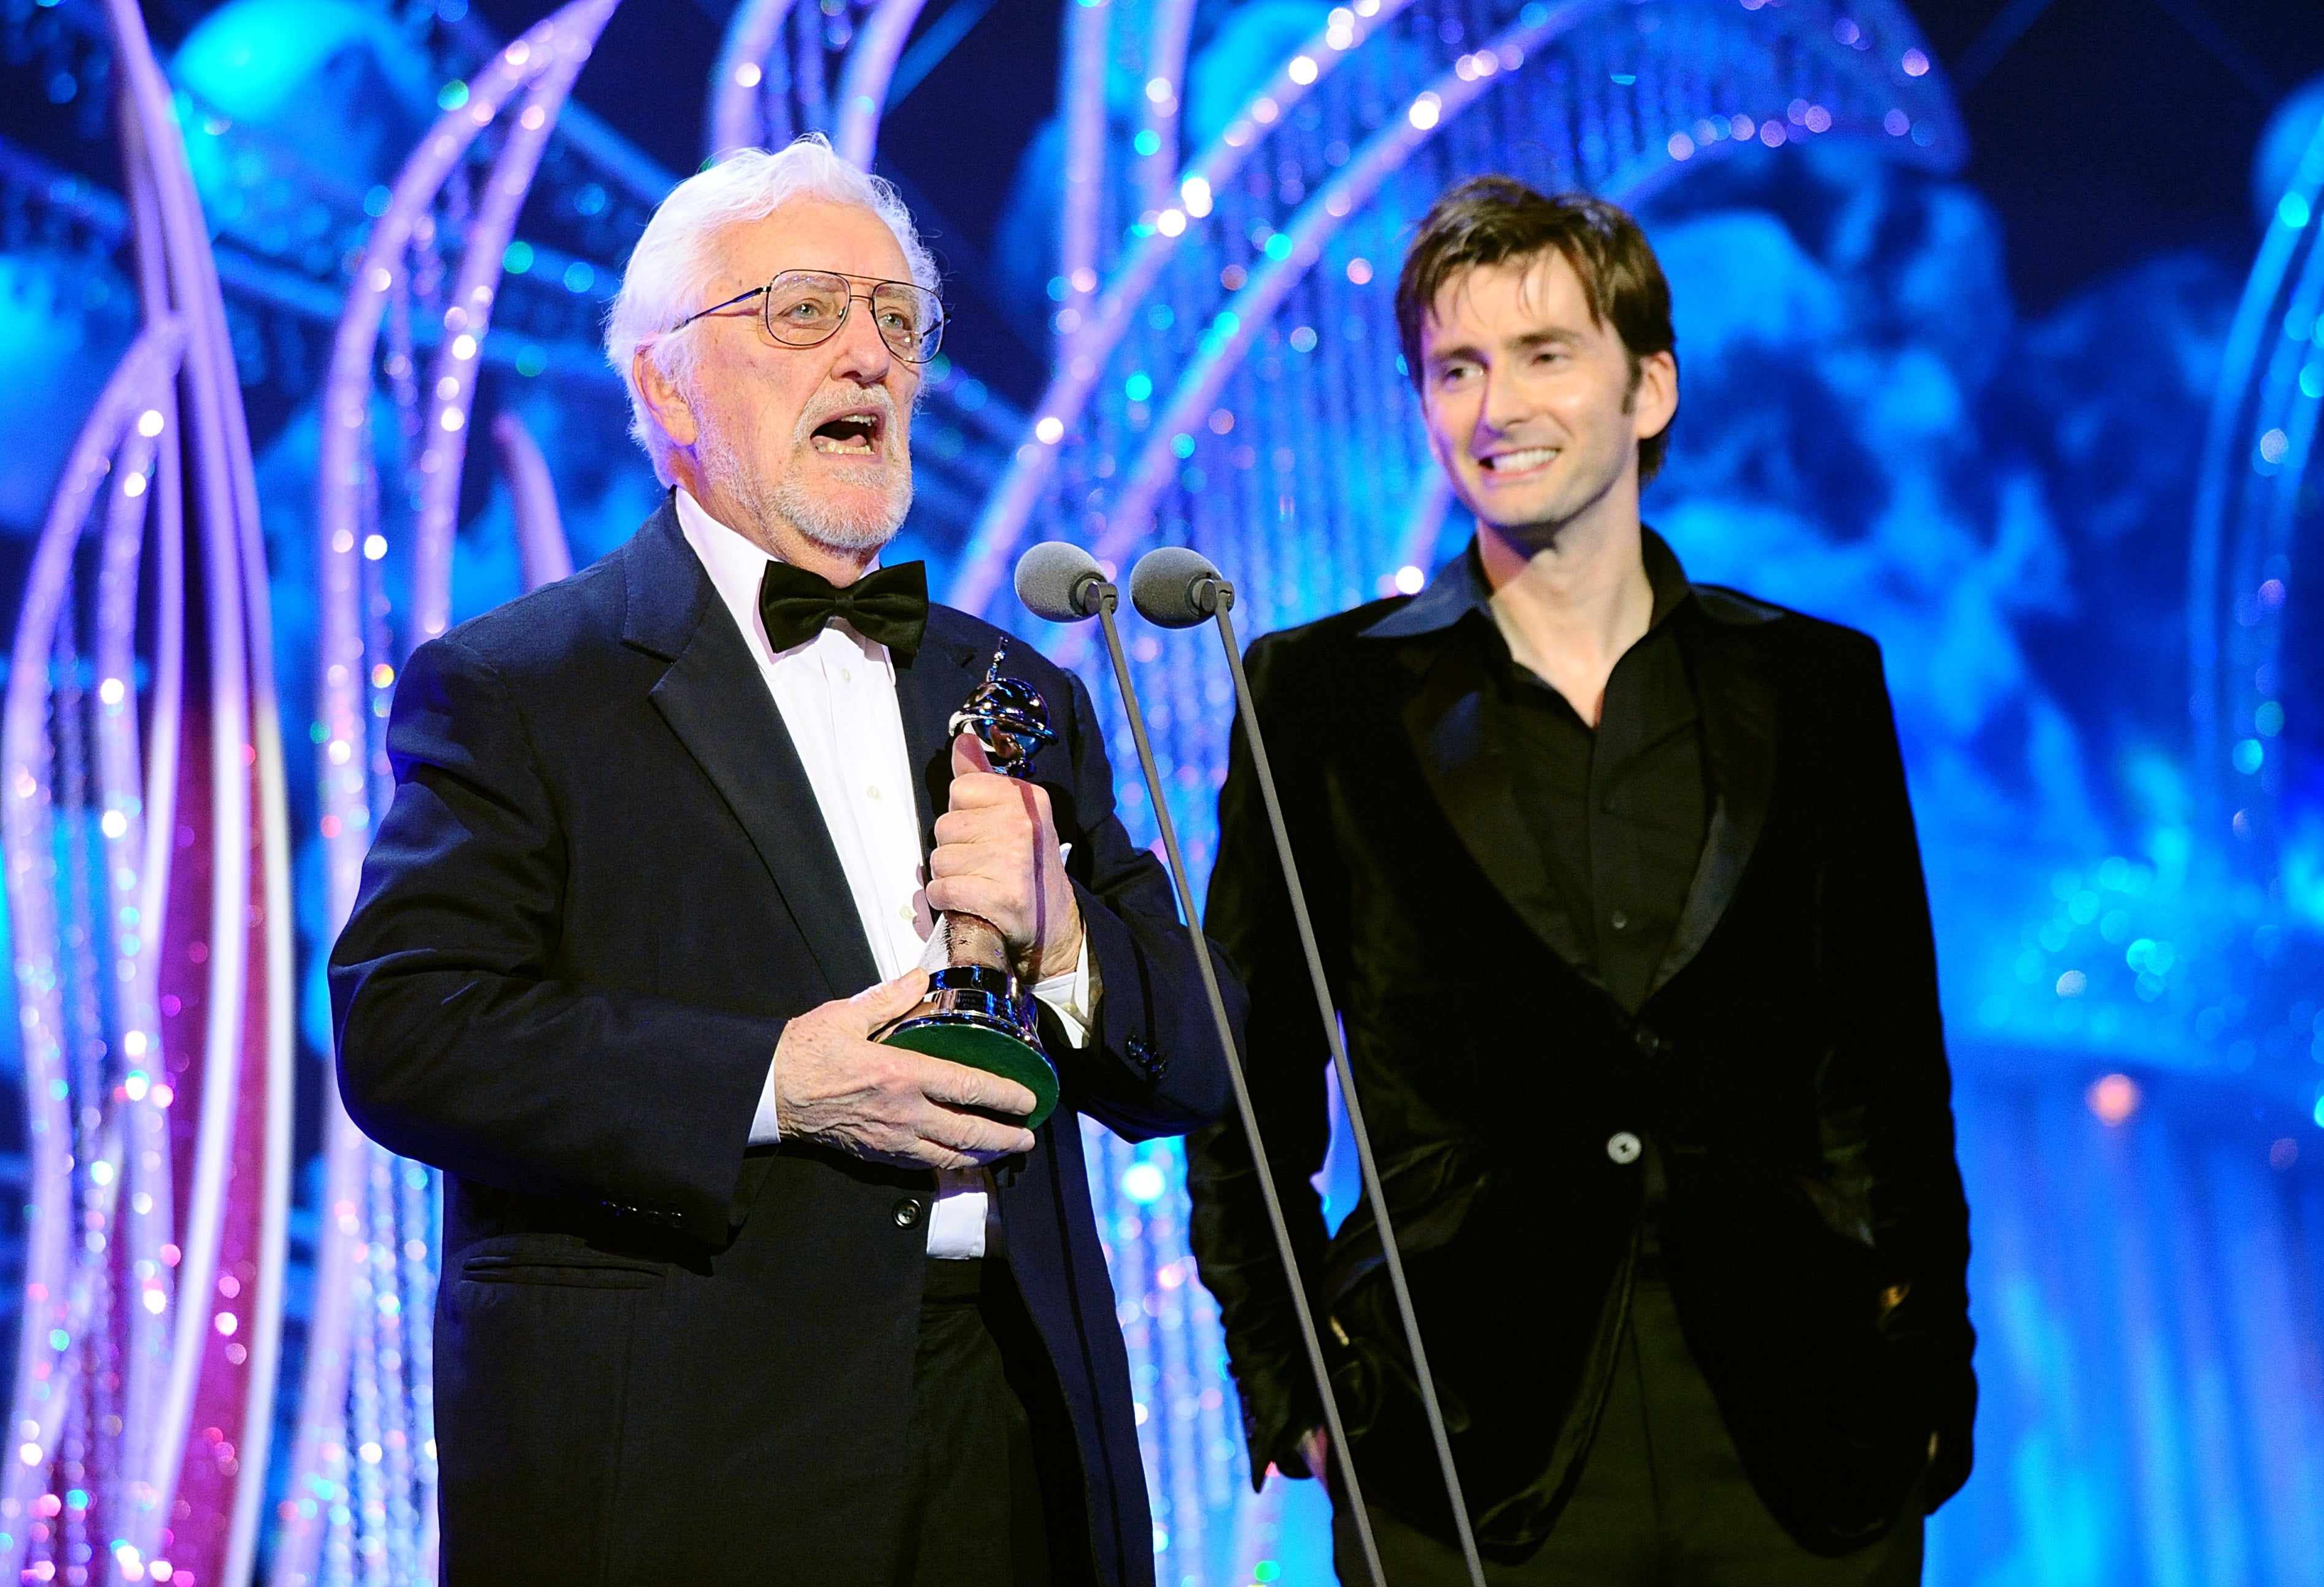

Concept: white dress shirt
[[675, 489, 1090, 1258]]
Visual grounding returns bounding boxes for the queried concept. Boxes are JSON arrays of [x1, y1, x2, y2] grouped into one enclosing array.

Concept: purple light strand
[[90, 379, 178, 1564], [1134, 0, 1198, 218], [0, 319, 182, 1584], [490, 414, 575, 590], [2185, 108, 2324, 867], [709, 0, 804, 156], [110, 0, 295, 1558], [411, 19, 614, 648], [952, 0, 1411, 617], [1056, 0, 1111, 354], [833, 0, 935, 168], [5, 0, 294, 1577], [282, 7, 624, 1585]]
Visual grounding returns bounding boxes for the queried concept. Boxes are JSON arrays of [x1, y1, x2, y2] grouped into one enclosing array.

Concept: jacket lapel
[[894, 612, 993, 849], [1646, 609, 1776, 1000], [1398, 632, 1598, 978], [623, 501, 881, 999]]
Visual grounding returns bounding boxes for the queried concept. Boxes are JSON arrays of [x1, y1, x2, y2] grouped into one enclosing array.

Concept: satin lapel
[[1398, 635, 1596, 975], [1646, 613, 1776, 1000], [894, 615, 990, 849], [638, 531, 880, 1000]]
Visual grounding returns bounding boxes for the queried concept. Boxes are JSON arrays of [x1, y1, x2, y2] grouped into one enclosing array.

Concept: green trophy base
[[883, 1021, 1060, 1132], [879, 964, 1061, 1131]]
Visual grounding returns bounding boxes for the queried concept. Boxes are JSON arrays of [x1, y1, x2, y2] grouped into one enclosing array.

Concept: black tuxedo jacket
[[330, 500, 1238, 1585], [1186, 571, 1974, 1560]]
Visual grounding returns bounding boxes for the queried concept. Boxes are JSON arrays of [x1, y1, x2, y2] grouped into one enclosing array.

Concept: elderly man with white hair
[[330, 137, 1237, 1586]]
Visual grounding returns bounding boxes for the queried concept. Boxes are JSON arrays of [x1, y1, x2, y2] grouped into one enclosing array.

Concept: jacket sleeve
[[1047, 666, 1241, 1141], [1826, 638, 1977, 1511], [1185, 630, 1346, 1486], [329, 633, 780, 1247]]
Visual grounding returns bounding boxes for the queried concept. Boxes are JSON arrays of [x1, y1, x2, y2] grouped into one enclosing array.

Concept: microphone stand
[[1204, 584, 1490, 1587], [1084, 579, 1390, 1587]]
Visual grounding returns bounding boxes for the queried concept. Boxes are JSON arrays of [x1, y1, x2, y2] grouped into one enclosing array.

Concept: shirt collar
[[1358, 524, 1694, 641], [672, 486, 888, 669]]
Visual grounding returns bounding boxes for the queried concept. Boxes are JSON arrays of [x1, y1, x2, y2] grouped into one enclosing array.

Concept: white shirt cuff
[[1032, 929, 1094, 1049], [749, 1048, 783, 1147]]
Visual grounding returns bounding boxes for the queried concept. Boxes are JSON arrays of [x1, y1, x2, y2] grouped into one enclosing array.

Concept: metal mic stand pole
[[1207, 587, 1490, 1587], [1087, 581, 1390, 1587]]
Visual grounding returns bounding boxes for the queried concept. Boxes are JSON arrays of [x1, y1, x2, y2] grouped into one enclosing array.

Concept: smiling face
[[1416, 249, 1676, 555], [641, 198, 922, 570]]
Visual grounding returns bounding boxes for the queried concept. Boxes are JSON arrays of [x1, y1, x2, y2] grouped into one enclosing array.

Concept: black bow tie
[[758, 559, 929, 662]]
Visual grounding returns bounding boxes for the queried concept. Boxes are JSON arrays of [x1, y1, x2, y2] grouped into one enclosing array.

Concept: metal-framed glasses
[[673, 269, 945, 363]]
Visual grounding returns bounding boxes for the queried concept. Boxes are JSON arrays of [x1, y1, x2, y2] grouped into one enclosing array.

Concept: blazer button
[[1633, 1027, 1663, 1057], [1126, 1033, 1169, 1082], [893, 1197, 925, 1229], [1606, 1132, 1643, 1165]]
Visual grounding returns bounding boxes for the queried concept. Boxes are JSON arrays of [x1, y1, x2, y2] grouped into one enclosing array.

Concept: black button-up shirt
[[1463, 531, 1707, 1012]]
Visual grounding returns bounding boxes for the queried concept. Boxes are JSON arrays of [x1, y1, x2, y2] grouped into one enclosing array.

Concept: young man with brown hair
[[1187, 177, 1975, 1585]]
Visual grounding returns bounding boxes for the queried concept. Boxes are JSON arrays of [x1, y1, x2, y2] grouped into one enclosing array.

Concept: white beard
[[698, 415, 913, 557], [770, 450, 912, 552]]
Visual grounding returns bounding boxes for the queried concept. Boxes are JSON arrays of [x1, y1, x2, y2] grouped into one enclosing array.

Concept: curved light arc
[[494, 412, 577, 590], [111, 115, 194, 1555], [2186, 109, 2324, 851], [413, 14, 618, 645], [833, 0, 935, 167], [102, 0, 295, 1574], [1056, 0, 1114, 344], [953, 0, 1415, 615], [0, 318, 184, 1580], [283, 7, 622, 1585], [1136, 0, 1199, 216], [710, 0, 802, 157], [1096, 0, 1964, 568]]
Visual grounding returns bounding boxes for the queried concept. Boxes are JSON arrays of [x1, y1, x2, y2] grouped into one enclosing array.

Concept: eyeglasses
[[672, 269, 945, 363]]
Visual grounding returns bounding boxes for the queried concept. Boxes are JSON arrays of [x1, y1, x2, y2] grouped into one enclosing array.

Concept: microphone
[[1010, 543, 1390, 1587], [1126, 545, 1224, 628], [1126, 546, 1491, 1587], [1012, 540, 1109, 622]]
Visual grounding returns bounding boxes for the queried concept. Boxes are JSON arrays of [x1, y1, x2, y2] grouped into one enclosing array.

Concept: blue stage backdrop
[[0, 0, 2319, 1583]]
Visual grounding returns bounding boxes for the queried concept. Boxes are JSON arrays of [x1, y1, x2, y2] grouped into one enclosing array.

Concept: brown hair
[[1395, 177, 1678, 482]]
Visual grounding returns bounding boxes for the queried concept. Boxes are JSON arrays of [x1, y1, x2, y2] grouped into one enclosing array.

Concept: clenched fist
[[924, 733, 1083, 980], [773, 968, 1039, 1168]]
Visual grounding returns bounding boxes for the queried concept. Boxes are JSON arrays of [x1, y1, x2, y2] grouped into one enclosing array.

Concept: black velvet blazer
[[331, 500, 1238, 1586], [1186, 565, 1974, 1561]]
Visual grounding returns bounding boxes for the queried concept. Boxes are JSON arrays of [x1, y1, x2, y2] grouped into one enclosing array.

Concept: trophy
[[878, 641, 1063, 1130]]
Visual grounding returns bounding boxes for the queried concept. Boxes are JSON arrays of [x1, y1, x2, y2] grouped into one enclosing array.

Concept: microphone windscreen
[[1129, 546, 1223, 629], [1015, 541, 1107, 622]]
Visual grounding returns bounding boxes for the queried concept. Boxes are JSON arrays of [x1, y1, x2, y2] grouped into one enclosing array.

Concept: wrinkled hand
[[773, 969, 1039, 1168], [926, 733, 1083, 979]]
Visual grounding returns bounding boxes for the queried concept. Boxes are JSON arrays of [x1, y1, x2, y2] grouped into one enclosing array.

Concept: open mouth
[[1478, 446, 1557, 475], [810, 411, 885, 455]]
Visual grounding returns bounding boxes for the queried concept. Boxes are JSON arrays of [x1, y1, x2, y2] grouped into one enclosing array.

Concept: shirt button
[[840, 668, 853, 682], [1606, 1132, 1643, 1165], [893, 1197, 925, 1229], [898, 903, 915, 922], [1609, 910, 1630, 931], [866, 785, 881, 800]]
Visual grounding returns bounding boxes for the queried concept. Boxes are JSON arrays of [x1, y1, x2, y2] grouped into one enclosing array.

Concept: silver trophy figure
[[878, 641, 1063, 1129]]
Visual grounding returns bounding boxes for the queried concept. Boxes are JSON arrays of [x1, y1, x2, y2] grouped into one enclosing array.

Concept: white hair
[[604, 135, 939, 485]]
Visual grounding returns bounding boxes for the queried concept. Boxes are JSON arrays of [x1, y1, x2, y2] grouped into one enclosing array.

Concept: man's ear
[[1630, 349, 1678, 441], [632, 346, 699, 450]]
